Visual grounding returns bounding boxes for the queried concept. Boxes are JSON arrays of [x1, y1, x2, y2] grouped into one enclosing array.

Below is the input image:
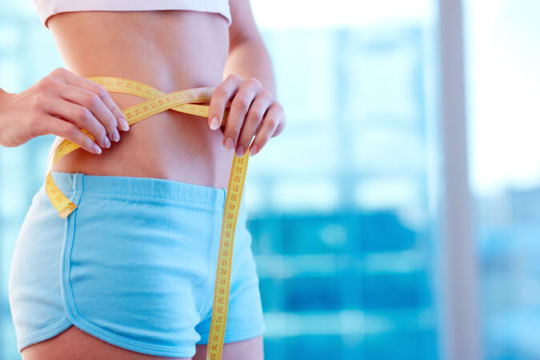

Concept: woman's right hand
[[0, 67, 130, 154]]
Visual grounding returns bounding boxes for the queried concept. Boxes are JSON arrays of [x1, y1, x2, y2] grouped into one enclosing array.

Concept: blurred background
[[1, 0, 540, 359]]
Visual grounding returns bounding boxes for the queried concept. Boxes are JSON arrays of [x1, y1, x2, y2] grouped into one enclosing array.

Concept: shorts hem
[[197, 321, 266, 345], [17, 317, 73, 353], [61, 310, 196, 358]]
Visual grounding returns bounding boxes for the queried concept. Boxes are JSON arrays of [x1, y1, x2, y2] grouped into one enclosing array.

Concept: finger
[[235, 89, 273, 157], [271, 117, 286, 137], [42, 115, 103, 155], [249, 103, 283, 156], [223, 78, 262, 152], [208, 74, 242, 131], [59, 84, 119, 145], [42, 96, 111, 149], [55, 68, 129, 132]]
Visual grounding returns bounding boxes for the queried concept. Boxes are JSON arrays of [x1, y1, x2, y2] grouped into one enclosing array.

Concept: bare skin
[[0, 0, 286, 358], [21, 326, 264, 360], [45, 8, 282, 190]]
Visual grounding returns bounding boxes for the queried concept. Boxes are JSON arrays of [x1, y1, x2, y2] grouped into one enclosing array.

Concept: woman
[[0, 0, 285, 358]]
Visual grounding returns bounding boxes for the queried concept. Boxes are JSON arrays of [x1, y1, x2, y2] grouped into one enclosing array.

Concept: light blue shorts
[[8, 171, 265, 358]]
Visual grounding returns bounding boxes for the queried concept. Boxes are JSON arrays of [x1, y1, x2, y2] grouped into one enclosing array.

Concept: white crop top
[[33, 0, 232, 28]]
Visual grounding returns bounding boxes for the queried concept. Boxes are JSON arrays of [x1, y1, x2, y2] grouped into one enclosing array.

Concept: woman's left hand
[[208, 74, 286, 157]]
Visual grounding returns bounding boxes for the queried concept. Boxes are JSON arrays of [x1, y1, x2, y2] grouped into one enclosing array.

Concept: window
[[465, 1, 540, 358], [246, 1, 439, 358]]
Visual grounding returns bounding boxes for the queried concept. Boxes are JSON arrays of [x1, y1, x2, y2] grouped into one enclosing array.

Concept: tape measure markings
[[207, 153, 248, 360]]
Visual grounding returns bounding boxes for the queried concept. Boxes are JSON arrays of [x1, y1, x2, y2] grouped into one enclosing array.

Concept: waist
[[46, 11, 234, 187], [48, 83, 234, 189]]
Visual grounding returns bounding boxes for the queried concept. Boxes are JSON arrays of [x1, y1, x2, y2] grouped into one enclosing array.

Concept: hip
[[9, 171, 259, 357]]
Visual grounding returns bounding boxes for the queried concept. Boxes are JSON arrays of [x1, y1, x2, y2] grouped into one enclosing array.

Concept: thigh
[[192, 336, 264, 360], [21, 326, 192, 360]]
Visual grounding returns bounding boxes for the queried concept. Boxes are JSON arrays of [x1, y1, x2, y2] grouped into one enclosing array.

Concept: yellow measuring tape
[[44, 76, 249, 360]]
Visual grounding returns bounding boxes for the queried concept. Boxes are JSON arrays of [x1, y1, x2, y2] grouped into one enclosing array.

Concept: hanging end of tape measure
[[45, 172, 78, 219], [58, 203, 77, 219], [47, 190, 78, 219]]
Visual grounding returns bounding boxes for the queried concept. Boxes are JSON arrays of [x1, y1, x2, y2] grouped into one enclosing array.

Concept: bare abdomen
[[47, 10, 234, 189]]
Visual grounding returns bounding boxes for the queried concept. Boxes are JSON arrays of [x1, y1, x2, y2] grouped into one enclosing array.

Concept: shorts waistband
[[50, 171, 227, 208]]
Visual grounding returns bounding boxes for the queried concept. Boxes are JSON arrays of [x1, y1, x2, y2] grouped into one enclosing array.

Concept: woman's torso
[[48, 10, 234, 189]]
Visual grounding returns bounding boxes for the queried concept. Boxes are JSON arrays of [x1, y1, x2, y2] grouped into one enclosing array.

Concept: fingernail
[[119, 117, 130, 131], [250, 144, 259, 156], [236, 145, 245, 157], [92, 143, 102, 154], [103, 137, 111, 148], [224, 137, 235, 150], [210, 117, 219, 130], [112, 129, 120, 142]]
